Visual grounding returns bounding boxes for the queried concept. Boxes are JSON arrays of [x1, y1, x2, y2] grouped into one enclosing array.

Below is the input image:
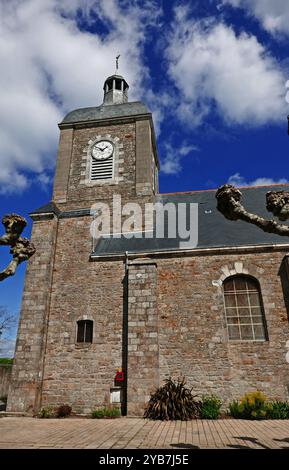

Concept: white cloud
[[0, 339, 15, 358], [286, 80, 289, 104], [228, 172, 288, 187], [0, 168, 29, 195], [36, 173, 51, 187], [144, 89, 175, 136], [34, 172, 53, 194], [221, 0, 289, 36], [161, 142, 199, 175], [166, 11, 286, 128], [0, 0, 160, 193]]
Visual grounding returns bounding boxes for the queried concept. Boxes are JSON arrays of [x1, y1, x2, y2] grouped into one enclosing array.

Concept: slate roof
[[30, 201, 60, 216], [91, 185, 289, 255], [61, 101, 149, 125], [31, 184, 289, 256]]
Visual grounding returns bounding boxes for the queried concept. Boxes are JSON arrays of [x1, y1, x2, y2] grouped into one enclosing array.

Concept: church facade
[[7, 74, 289, 416]]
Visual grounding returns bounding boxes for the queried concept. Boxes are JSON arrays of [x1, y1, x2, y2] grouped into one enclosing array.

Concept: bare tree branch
[[0, 306, 16, 338], [0, 306, 17, 357], [216, 184, 289, 237]]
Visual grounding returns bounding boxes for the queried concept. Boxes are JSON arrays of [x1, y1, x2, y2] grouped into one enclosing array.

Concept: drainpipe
[[121, 251, 129, 415]]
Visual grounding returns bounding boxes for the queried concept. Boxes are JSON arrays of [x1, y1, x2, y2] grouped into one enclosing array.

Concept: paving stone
[[0, 417, 288, 449]]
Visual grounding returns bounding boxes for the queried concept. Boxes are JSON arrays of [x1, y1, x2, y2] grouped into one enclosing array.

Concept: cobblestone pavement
[[0, 417, 289, 449]]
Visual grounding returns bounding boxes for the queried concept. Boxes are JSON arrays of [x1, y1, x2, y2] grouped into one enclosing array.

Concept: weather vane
[[116, 54, 120, 73]]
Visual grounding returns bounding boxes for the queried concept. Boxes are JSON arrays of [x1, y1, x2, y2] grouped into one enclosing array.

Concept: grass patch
[[91, 407, 121, 419]]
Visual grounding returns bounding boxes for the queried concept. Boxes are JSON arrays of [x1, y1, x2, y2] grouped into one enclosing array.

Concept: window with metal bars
[[90, 155, 114, 181], [76, 320, 93, 343], [223, 275, 268, 341]]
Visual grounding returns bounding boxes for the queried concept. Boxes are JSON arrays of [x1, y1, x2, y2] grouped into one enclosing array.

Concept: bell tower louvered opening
[[90, 155, 114, 181]]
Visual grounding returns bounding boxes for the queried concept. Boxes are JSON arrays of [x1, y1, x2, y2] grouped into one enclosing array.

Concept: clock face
[[91, 141, 114, 160]]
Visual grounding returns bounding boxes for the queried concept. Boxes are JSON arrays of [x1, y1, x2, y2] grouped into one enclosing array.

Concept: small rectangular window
[[77, 320, 93, 343]]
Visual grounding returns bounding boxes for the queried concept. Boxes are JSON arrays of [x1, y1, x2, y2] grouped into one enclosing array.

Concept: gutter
[[90, 242, 289, 261]]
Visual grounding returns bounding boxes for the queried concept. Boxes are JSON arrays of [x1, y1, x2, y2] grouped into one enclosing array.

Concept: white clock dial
[[91, 141, 114, 160]]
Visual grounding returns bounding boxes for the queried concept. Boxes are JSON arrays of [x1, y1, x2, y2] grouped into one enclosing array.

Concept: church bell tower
[[7, 65, 160, 415], [52, 68, 159, 206]]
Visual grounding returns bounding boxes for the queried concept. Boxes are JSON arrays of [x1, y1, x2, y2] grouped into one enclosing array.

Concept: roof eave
[[58, 112, 153, 130], [90, 242, 289, 261]]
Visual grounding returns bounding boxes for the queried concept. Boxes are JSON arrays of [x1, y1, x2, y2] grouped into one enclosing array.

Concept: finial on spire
[[115, 54, 120, 73]]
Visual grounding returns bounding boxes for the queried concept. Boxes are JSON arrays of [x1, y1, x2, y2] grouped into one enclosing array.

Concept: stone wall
[[39, 216, 125, 415], [8, 229, 289, 416], [53, 118, 156, 210], [67, 123, 136, 204], [8, 110, 157, 414], [114, 248, 289, 416], [7, 215, 58, 413], [127, 259, 159, 416], [8, 212, 289, 416], [0, 365, 12, 397], [156, 250, 289, 405]]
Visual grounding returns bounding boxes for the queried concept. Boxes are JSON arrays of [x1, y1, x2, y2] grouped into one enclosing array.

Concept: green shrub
[[201, 395, 222, 419], [55, 404, 72, 418], [228, 400, 242, 418], [228, 391, 268, 420], [91, 408, 105, 419], [267, 401, 289, 419], [0, 358, 13, 365], [37, 406, 55, 419], [144, 377, 202, 421], [91, 406, 121, 419]]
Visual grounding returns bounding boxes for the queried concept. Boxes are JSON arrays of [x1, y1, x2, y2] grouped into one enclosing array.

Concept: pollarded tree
[[216, 185, 289, 236], [216, 184, 289, 320], [0, 214, 35, 282]]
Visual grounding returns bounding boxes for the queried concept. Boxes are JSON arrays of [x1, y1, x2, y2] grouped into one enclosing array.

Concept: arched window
[[76, 320, 93, 343], [223, 275, 267, 341]]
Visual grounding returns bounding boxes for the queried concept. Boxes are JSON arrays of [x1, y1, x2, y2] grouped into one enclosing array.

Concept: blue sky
[[0, 0, 288, 355]]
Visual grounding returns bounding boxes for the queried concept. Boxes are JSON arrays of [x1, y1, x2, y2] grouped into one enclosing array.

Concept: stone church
[[7, 72, 289, 416]]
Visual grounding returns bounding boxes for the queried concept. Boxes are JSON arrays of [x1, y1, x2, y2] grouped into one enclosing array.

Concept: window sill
[[75, 343, 93, 349], [228, 340, 268, 344]]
